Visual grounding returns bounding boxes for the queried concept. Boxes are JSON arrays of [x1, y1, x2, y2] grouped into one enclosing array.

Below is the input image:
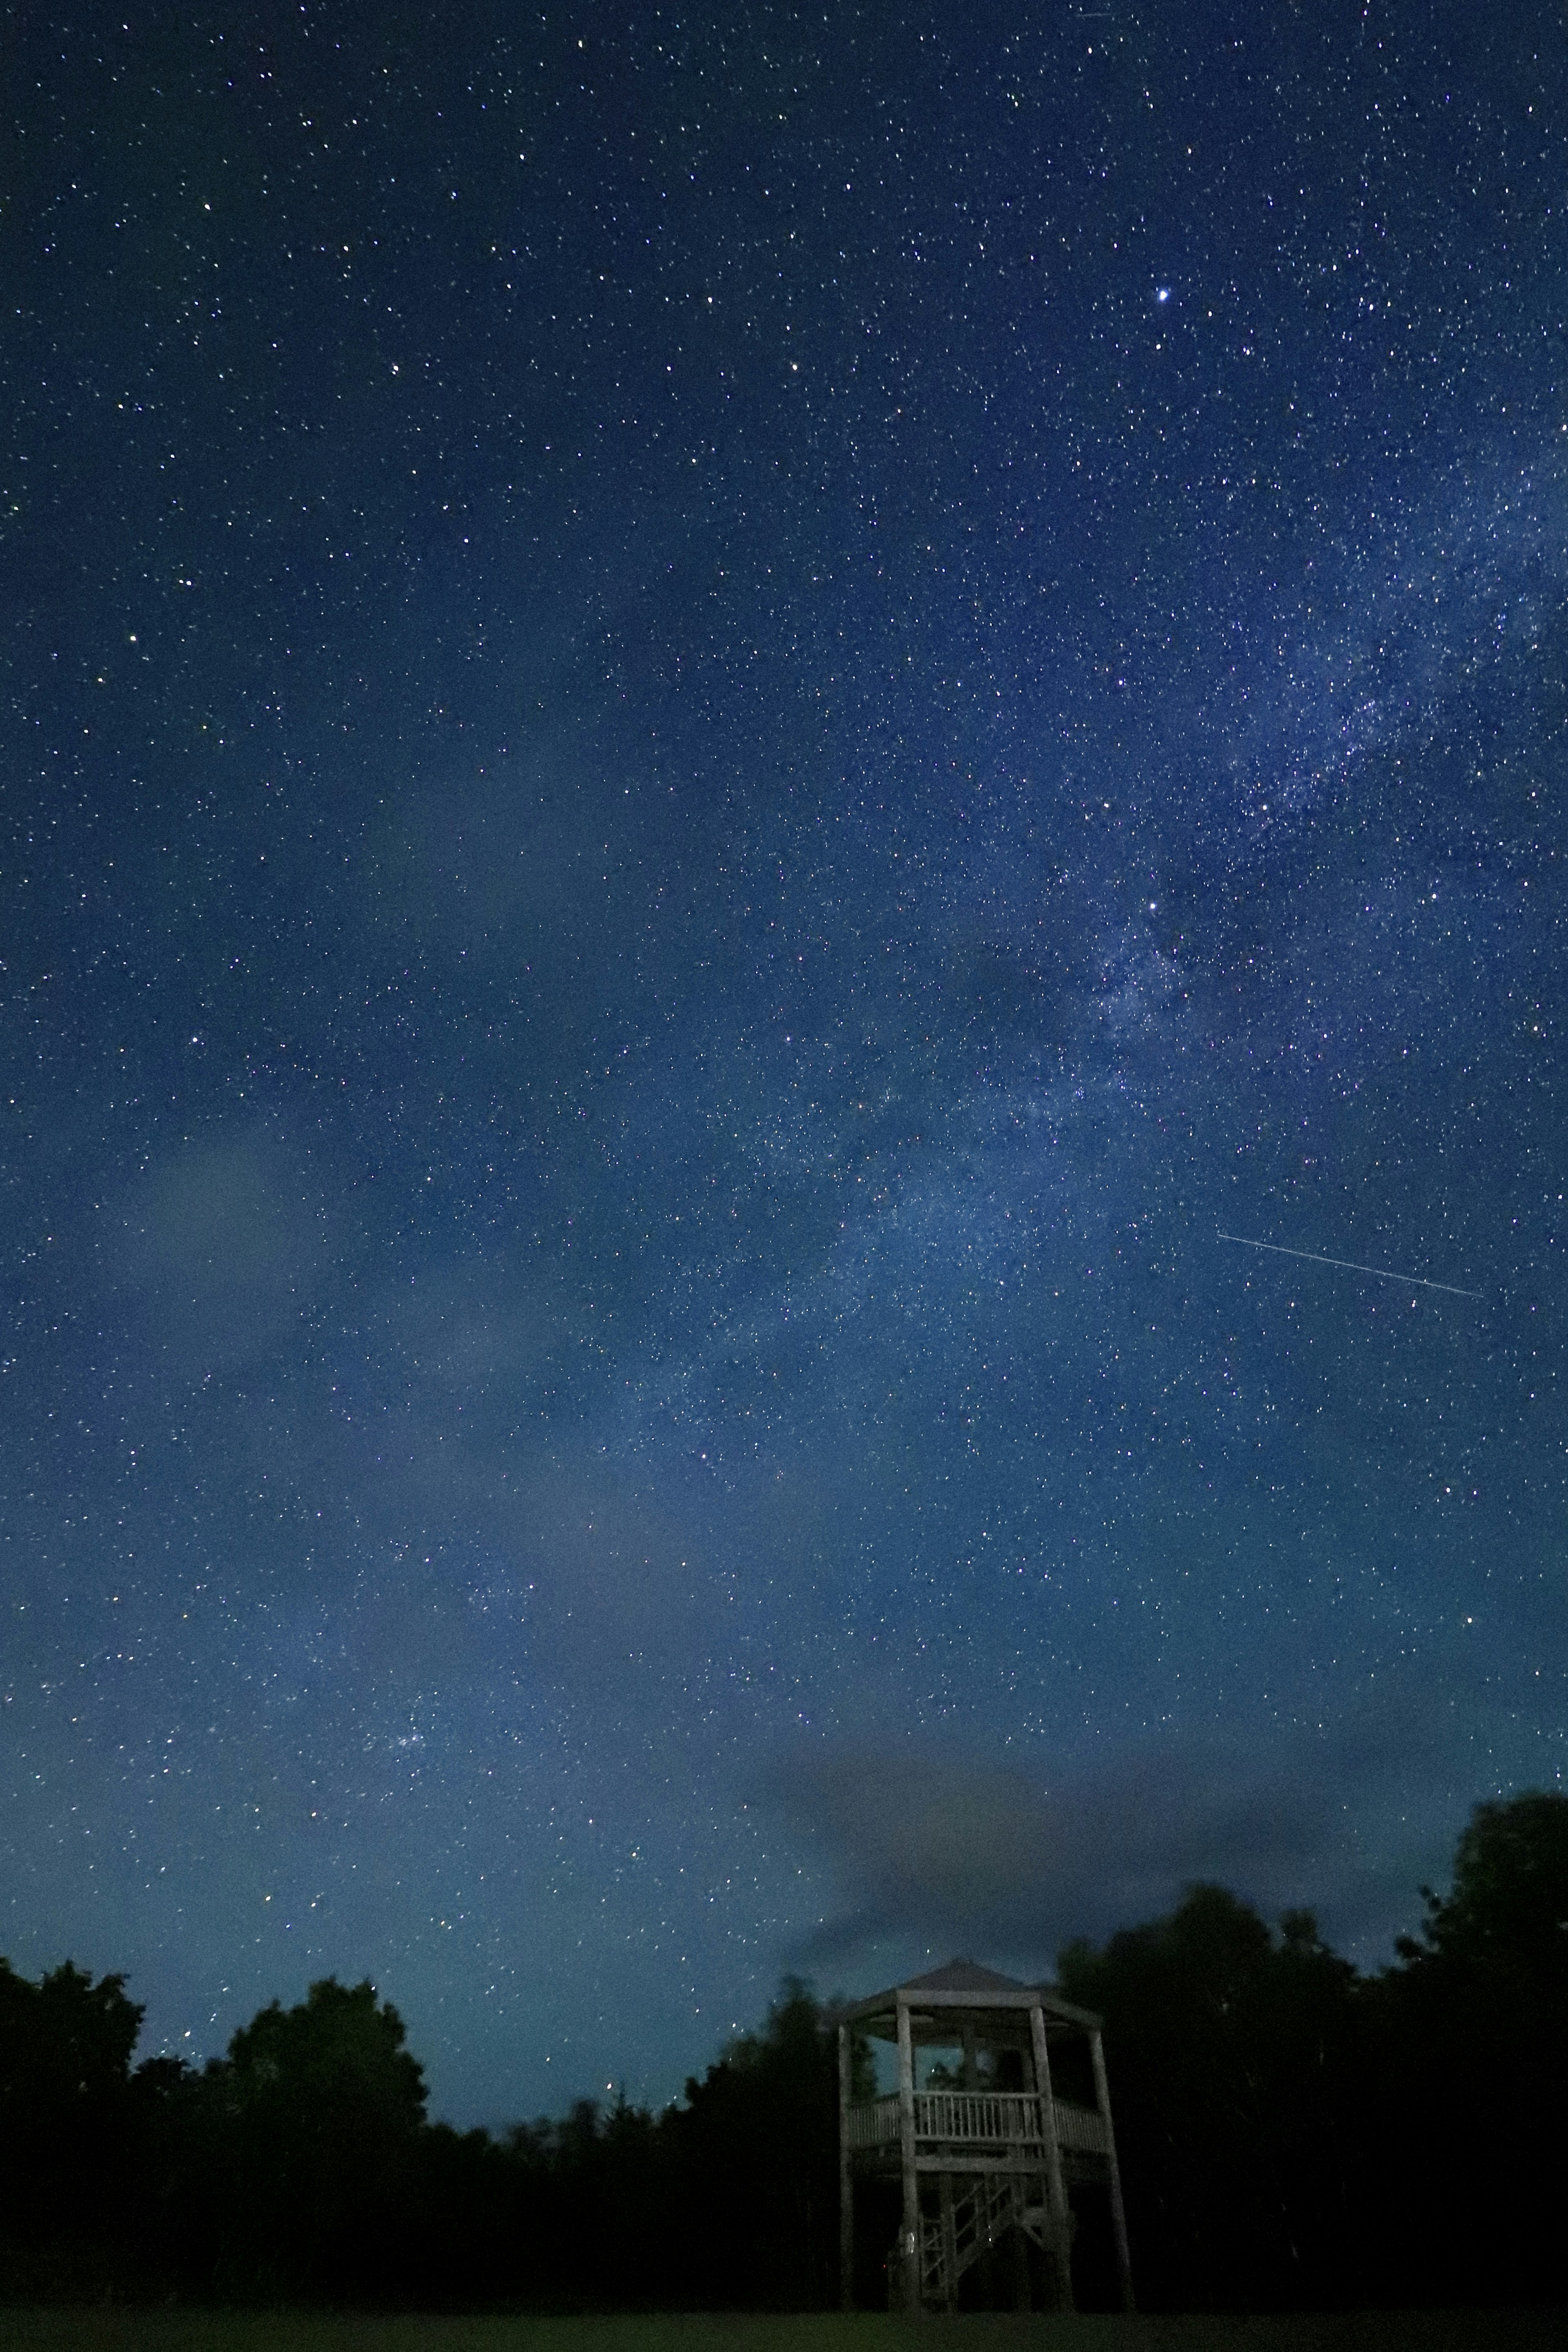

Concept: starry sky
[[4, 0, 1566, 2127]]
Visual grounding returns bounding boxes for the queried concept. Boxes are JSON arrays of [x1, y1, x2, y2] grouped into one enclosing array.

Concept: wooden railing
[[846, 2091, 1108, 2156], [1054, 2100, 1111, 2156], [846, 2092, 902, 2150], [915, 2091, 1047, 2146]]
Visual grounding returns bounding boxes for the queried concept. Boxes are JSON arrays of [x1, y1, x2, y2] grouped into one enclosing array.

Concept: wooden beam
[[1034, 1989, 1104, 2031], [1029, 2002, 1076, 2314], [1091, 2027, 1135, 2314], [938, 2170, 958, 2314], [913, 2154, 1042, 2174], [834, 1984, 1101, 2025], [838, 2023, 854, 2311], [896, 1995, 921, 2316]]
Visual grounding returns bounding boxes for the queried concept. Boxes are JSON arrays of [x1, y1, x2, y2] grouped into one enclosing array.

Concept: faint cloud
[[500, 1457, 717, 1691], [768, 1704, 1463, 1975], [119, 1131, 326, 1372]]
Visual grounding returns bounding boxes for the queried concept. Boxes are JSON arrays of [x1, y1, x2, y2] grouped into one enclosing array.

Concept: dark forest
[[3, 1791, 1564, 2314]]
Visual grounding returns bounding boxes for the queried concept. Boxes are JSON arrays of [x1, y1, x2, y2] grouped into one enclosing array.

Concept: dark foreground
[[1, 2312, 1564, 2352]]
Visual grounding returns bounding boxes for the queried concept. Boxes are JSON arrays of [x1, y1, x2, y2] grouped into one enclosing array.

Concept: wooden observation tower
[[833, 1958, 1133, 2314]]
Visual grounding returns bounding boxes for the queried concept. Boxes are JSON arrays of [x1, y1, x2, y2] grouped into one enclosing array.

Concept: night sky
[[5, 0, 1566, 2127]]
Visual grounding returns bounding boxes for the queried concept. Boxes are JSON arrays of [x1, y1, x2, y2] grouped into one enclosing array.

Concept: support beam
[[1091, 2027, 1135, 2313], [1029, 2003, 1076, 2313], [1009, 2214, 1032, 2312], [838, 2023, 854, 2311], [896, 1994, 921, 2315], [938, 2171, 957, 2313]]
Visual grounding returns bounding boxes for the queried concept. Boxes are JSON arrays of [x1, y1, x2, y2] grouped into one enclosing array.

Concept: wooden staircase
[[920, 2171, 1051, 2309]]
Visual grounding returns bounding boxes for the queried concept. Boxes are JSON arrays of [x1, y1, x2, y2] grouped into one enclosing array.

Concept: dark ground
[[1, 2310, 1565, 2352]]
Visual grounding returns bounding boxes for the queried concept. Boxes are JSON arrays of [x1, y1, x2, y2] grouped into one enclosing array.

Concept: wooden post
[[1009, 2211, 1033, 2312], [896, 1993, 921, 2315], [1091, 2027, 1135, 2313], [938, 2170, 957, 2312], [838, 2023, 854, 2311], [1029, 2002, 1076, 2313]]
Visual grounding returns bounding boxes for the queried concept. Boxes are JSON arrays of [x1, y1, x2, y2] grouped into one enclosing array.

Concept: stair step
[[921, 2171, 1037, 2301]]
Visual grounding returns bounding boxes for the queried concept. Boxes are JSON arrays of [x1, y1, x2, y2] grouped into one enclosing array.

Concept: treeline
[[0, 1961, 841, 2311], [1058, 1789, 1568, 2312], [2, 1791, 1564, 2312]]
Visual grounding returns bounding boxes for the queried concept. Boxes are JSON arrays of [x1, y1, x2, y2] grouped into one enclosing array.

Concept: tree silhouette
[[0, 1959, 143, 2279], [206, 1977, 428, 2299], [1372, 1791, 1568, 2306], [1058, 1884, 1361, 2310], [398, 2118, 530, 2309], [1400, 1791, 1568, 1981], [668, 1976, 844, 2309]]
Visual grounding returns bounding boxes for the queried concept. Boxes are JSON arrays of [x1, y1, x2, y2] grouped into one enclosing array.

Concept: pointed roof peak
[[827, 1956, 1102, 2030], [902, 1958, 1032, 1995]]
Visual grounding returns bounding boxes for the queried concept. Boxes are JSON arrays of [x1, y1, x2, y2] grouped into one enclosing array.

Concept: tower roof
[[901, 1958, 1034, 1996], [827, 1956, 1100, 2032]]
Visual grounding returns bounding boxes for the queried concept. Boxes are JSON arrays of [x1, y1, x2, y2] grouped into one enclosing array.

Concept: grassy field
[[0, 2312, 1563, 2352]]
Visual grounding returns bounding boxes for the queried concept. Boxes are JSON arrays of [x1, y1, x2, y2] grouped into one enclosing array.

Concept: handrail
[[915, 2090, 1045, 2144], [845, 2092, 901, 2149], [846, 2090, 1108, 2156], [1054, 2100, 1110, 2154]]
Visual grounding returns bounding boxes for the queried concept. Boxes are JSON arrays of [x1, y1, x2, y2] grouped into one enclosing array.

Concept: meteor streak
[[1216, 1231, 1481, 1298]]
